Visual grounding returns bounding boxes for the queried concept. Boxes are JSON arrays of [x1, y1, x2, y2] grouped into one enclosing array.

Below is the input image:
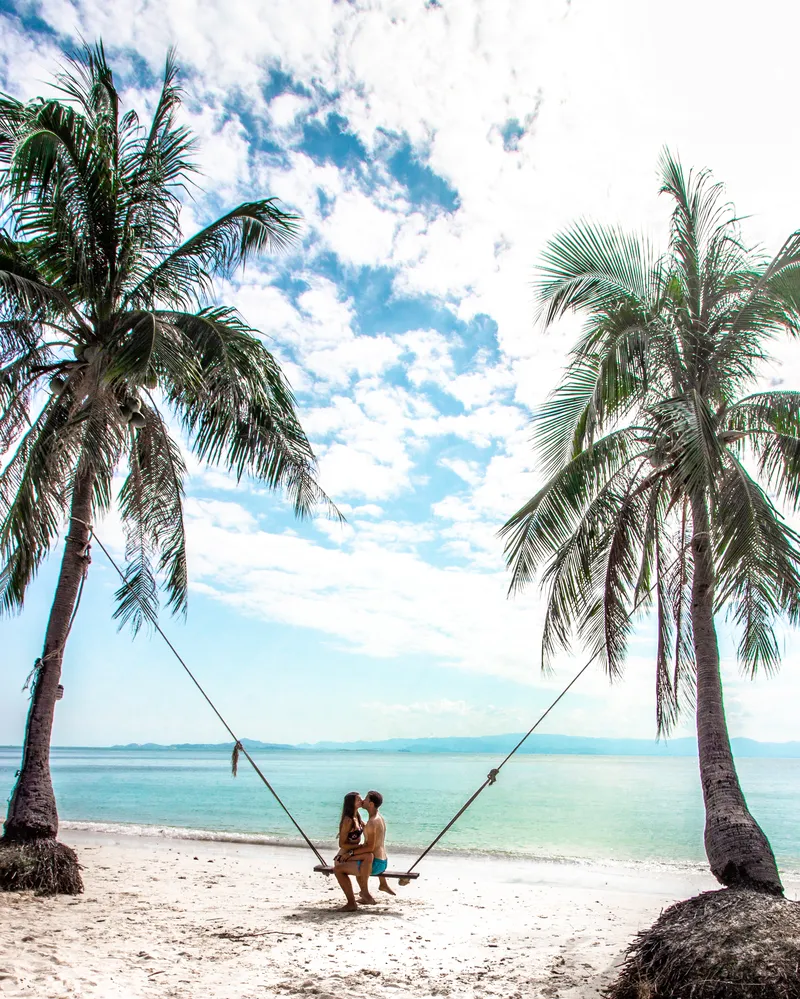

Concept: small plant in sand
[[0, 43, 331, 894], [503, 152, 800, 996]]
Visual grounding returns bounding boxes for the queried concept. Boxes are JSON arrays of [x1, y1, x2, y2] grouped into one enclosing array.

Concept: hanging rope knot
[[486, 768, 500, 785], [231, 741, 244, 777], [22, 658, 43, 694]]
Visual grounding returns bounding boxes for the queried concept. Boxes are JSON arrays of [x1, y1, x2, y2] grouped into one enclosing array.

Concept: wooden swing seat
[[314, 864, 419, 881]]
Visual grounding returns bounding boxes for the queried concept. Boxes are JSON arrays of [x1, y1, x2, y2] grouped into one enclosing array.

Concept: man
[[333, 789, 395, 909]]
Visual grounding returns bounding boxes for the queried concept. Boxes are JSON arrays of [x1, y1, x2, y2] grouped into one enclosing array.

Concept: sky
[[2, 0, 800, 747]]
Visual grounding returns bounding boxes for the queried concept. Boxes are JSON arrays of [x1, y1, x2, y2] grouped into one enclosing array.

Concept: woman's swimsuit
[[345, 819, 362, 845]]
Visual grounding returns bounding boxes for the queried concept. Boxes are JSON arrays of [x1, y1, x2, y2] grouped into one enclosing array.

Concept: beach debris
[[214, 929, 302, 940], [606, 887, 800, 999]]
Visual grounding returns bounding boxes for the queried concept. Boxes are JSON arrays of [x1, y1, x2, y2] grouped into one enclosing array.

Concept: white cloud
[[184, 500, 543, 677], [439, 458, 483, 487], [362, 699, 478, 716], [322, 189, 399, 269], [269, 92, 312, 128], [399, 328, 455, 390]]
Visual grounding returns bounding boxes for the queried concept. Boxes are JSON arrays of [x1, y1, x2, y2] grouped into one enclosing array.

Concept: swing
[[312, 865, 419, 882], [91, 529, 600, 882]]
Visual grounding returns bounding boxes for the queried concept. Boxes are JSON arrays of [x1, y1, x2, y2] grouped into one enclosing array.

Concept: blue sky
[[3, 0, 800, 747]]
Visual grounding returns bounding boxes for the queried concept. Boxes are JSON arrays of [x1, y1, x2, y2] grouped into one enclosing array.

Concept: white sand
[[2, 831, 797, 999]]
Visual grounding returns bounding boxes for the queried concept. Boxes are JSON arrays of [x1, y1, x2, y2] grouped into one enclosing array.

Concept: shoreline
[[3, 830, 798, 999], [60, 819, 800, 879]]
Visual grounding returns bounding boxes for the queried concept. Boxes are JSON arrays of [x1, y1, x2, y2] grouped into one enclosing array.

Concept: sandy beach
[[5, 830, 794, 999]]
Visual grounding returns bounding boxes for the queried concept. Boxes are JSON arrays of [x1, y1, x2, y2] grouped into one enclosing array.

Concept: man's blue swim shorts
[[357, 857, 388, 875]]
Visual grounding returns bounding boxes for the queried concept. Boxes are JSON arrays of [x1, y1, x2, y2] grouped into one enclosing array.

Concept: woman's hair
[[340, 791, 360, 826]]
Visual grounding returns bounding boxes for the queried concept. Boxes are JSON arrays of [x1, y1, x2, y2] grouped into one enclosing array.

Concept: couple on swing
[[334, 789, 394, 911]]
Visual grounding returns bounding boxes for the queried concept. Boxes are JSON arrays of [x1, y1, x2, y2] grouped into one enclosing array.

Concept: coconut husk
[[0, 839, 83, 896], [606, 887, 800, 999]]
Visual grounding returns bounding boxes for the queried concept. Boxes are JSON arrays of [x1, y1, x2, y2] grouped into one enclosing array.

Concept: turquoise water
[[2, 748, 799, 870]]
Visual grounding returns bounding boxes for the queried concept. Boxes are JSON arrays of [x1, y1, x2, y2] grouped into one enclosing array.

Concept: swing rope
[[399, 561, 671, 878], [400, 658, 595, 876], [88, 527, 329, 868]]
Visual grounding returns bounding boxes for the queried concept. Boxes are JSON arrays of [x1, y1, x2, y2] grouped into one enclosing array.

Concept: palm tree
[[502, 151, 800, 895], [0, 44, 330, 892]]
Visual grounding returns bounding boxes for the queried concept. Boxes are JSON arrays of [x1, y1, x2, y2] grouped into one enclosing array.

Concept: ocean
[[2, 747, 799, 871]]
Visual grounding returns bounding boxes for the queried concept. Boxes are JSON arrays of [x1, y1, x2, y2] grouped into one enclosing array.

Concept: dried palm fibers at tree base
[[606, 888, 800, 999], [0, 839, 83, 895]]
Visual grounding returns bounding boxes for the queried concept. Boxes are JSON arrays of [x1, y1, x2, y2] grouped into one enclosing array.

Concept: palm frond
[[715, 456, 800, 675], [0, 230, 70, 316], [105, 309, 201, 390], [501, 428, 647, 594], [535, 311, 651, 474], [114, 402, 187, 632], [0, 327, 55, 448], [658, 148, 732, 323], [653, 521, 679, 737], [114, 49, 195, 300], [123, 201, 301, 310], [0, 397, 80, 612], [537, 221, 660, 327], [668, 500, 695, 709], [533, 460, 652, 670], [595, 474, 651, 679], [164, 307, 336, 518], [726, 391, 800, 508]]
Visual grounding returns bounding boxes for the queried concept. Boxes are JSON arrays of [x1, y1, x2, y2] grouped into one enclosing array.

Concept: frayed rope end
[[231, 741, 243, 777]]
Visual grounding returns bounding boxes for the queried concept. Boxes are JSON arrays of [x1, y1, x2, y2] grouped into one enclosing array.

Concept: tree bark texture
[[690, 495, 783, 894], [3, 469, 95, 843]]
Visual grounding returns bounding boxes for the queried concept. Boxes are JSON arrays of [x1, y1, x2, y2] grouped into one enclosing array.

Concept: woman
[[335, 791, 365, 860], [333, 791, 374, 910]]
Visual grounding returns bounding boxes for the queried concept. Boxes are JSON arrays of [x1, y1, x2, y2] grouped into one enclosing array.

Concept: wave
[[60, 819, 718, 875], [62, 820, 317, 850]]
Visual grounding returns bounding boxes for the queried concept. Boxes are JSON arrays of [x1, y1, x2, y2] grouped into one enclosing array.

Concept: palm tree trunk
[[690, 494, 783, 894], [3, 468, 95, 844]]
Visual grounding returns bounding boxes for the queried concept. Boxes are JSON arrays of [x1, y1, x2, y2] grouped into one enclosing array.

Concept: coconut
[[606, 887, 800, 999], [49, 375, 66, 395], [129, 412, 146, 429], [73, 343, 86, 361], [126, 396, 142, 413], [119, 405, 133, 421]]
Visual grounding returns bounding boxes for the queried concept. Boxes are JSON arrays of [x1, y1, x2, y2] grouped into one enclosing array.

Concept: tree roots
[[606, 888, 800, 999], [0, 839, 83, 896]]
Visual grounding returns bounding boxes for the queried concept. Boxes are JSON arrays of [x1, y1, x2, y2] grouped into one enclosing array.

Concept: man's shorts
[[357, 857, 388, 875]]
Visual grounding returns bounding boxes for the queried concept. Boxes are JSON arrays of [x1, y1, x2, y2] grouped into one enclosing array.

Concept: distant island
[[102, 733, 800, 758]]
